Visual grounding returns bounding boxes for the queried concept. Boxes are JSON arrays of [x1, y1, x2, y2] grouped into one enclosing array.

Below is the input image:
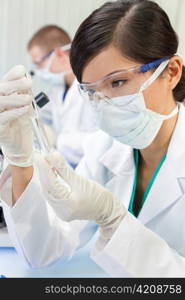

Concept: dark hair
[[27, 25, 71, 53], [70, 0, 185, 102]]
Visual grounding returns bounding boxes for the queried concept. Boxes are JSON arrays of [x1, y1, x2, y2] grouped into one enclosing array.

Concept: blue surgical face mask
[[91, 60, 179, 149]]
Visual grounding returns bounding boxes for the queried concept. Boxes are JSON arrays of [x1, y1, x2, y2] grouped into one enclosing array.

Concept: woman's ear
[[166, 56, 183, 89]]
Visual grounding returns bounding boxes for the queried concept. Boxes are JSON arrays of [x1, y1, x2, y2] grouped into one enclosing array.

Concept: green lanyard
[[128, 149, 167, 217]]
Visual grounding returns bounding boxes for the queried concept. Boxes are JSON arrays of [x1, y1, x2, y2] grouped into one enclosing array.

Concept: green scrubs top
[[128, 149, 167, 217]]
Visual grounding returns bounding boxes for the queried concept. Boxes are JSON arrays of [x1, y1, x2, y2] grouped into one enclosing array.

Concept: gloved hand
[[0, 65, 34, 167], [36, 151, 127, 240]]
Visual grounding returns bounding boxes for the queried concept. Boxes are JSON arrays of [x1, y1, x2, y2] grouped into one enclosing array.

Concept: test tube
[[31, 93, 64, 179], [24, 71, 51, 155], [31, 96, 52, 155]]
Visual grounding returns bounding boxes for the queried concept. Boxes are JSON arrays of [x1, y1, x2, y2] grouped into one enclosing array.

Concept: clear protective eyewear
[[33, 50, 54, 67], [31, 43, 71, 69], [79, 57, 169, 103]]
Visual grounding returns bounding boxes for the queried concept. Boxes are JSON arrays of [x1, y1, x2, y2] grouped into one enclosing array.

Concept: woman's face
[[82, 45, 182, 114]]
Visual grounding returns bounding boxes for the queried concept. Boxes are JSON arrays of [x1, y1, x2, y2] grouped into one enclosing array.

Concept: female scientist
[[0, 0, 185, 277]]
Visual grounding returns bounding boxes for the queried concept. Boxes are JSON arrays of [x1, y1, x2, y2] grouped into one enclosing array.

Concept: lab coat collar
[[99, 140, 134, 176], [165, 103, 185, 177]]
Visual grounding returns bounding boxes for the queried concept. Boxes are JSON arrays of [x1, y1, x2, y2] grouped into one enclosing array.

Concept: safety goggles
[[32, 43, 71, 68], [78, 57, 169, 103], [33, 50, 53, 67]]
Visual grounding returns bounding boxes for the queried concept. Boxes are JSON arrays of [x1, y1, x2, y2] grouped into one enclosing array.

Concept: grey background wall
[[0, 0, 108, 77], [0, 0, 184, 78]]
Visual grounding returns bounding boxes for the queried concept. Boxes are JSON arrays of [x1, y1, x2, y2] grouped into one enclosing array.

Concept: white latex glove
[[36, 152, 127, 240], [0, 65, 34, 167]]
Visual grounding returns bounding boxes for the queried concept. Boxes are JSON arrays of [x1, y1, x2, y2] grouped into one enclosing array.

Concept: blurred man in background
[[28, 25, 96, 167]]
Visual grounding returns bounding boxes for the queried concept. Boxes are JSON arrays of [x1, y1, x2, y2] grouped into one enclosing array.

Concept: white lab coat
[[39, 80, 96, 165], [1, 104, 185, 277]]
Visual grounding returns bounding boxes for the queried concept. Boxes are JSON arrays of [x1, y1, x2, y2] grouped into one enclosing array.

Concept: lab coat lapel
[[99, 140, 135, 209], [137, 163, 182, 224], [138, 103, 185, 224]]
